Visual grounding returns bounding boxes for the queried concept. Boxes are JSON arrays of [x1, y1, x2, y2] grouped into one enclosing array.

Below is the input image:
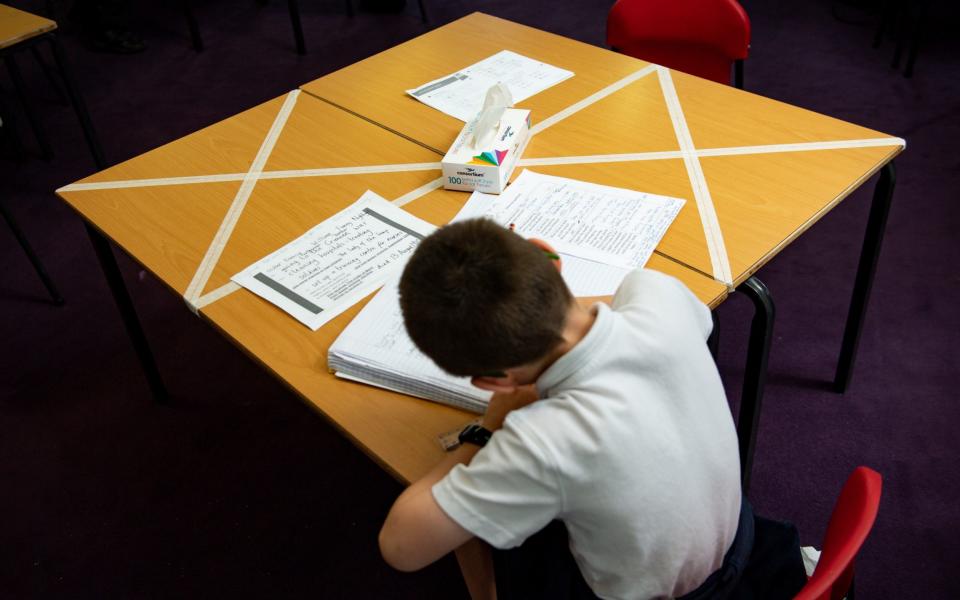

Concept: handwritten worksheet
[[455, 170, 686, 295], [406, 50, 574, 121], [232, 191, 435, 331]]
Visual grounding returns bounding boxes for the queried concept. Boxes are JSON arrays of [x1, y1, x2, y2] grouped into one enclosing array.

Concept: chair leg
[[902, 3, 926, 78], [345, 0, 355, 18], [85, 224, 169, 403], [46, 32, 107, 170], [736, 276, 774, 495], [834, 162, 896, 393], [733, 59, 744, 89], [416, 0, 428, 24], [0, 197, 64, 305], [5, 54, 54, 160], [287, 0, 306, 55], [182, 0, 204, 52], [872, 0, 891, 47], [707, 310, 720, 360]]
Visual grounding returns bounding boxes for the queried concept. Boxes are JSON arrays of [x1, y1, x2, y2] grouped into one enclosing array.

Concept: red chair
[[606, 0, 751, 87], [794, 467, 883, 600]]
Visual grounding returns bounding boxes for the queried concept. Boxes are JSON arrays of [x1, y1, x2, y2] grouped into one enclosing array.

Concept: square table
[[300, 12, 904, 488], [57, 90, 726, 484]]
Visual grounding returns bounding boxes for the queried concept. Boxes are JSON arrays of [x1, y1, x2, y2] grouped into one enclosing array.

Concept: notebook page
[[329, 277, 491, 408]]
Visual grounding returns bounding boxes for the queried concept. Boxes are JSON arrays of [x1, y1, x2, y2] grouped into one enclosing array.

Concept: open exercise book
[[328, 170, 685, 413]]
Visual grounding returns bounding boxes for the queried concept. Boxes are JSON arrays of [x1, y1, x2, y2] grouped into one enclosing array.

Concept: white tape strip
[[518, 150, 684, 167], [696, 137, 906, 157], [530, 63, 658, 136], [193, 281, 242, 311], [657, 67, 733, 286], [57, 162, 442, 192], [392, 176, 444, 207], [183, 90, 300, 307], [258, 162, 441, 180], [57, 173, 249, 192]]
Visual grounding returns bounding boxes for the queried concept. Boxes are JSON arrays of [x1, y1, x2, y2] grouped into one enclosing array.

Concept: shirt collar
[[536, 302, 613, 396]]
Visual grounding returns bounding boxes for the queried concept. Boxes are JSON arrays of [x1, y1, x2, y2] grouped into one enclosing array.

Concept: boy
[[379, 218, 743, 599]]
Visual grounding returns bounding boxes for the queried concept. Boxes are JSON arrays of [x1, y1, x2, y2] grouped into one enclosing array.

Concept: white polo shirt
[[432, 269, 741, 600]]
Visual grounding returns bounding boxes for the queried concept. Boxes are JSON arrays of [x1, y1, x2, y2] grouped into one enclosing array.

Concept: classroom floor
[[1, 0, 957, 597]]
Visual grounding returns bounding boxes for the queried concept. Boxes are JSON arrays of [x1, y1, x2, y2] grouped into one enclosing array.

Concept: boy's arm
[[379, 444, 481, 572], [379, 386, 539, 572]]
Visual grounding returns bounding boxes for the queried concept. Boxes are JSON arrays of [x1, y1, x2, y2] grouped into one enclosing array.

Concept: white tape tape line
[[57, 162, 442, 192], [530, 63, 658, 136], [193, 281, 242, 311], [183, 90, 300, 308], [392, 176, 444, 207], [657, 67, 733, 286], [696, 137, 906, 157], [519, 150, 684, 167]]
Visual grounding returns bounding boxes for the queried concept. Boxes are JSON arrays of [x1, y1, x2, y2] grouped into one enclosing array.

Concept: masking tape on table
[[657, 67, 733, 286], [183, 90, 300, 308], [529, 63, 658, 136]]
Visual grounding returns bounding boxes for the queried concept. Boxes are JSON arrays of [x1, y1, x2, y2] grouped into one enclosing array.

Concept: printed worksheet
[[232, 191, 435, 331], [456, 171, 687, 295], [406, 50, 574, 121]]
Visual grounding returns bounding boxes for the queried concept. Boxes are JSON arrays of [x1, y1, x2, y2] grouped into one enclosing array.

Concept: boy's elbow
[[379, 519, 424, 572]]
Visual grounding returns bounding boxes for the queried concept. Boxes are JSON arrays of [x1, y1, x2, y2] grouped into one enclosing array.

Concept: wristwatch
[[458, 423, 493, 447]]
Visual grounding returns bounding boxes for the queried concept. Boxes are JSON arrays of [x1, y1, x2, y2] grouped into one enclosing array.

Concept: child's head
[[399, 218, 572, 378]]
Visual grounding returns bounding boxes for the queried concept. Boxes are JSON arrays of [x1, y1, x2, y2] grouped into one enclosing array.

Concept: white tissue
[[470, 83, 513, 149]]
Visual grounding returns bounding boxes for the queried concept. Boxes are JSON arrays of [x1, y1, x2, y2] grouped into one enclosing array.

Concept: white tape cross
[[57, 162, 442, 193], [60, 72, 905, 310], [657, 67, 733, 286], [183, 90, 300, 310]]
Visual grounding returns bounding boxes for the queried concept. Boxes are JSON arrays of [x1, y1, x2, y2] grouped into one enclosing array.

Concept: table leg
[[834, 161, 896, 393], [4, 54, 53, 160], [46, 33, 107, 170], [1, 196, 64, 305], [85, 224, 168, 403], [736, 276, 774, 495]]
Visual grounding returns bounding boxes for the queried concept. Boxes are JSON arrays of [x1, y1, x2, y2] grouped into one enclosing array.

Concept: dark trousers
[[493, 500, 807, 600]]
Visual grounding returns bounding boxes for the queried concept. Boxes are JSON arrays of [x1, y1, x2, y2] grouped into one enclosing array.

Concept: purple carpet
[[1, 0, 957, 597]]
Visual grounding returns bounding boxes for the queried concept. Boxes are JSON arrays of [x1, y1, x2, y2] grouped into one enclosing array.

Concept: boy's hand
[[481, 385, 539, 431]]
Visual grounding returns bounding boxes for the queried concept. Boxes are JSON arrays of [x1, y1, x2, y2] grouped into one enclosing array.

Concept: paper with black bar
[[232, 190, 435, 331]]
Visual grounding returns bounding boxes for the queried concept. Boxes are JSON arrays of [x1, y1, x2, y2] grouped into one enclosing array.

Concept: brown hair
[[399, 218, 572, 376]]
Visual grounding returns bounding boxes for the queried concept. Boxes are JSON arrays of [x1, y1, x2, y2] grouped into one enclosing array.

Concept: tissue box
[[442, 108, 531, 194]]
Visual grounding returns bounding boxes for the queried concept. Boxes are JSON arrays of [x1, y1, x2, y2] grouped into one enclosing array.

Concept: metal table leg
[[834, 161, 896, 393], [85, 224, 168, 402], [736, 276, 775, 495], [1, 196, 63, 305], [45, 32, 107, 170], [5, 54, 53, 160], [45, 32, 166, 401]]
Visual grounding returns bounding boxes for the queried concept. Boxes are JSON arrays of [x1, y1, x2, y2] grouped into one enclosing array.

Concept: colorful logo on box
[[469, 149, 509, 166]]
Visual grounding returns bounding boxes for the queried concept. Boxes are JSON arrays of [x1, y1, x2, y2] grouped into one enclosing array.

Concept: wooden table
[[57, 91, 725, 484], [301, 12, 904, 488]]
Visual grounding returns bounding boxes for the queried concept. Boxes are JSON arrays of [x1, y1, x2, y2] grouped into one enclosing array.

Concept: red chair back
[[606, 0, 751, 85], [794, 467, 883, 600]]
